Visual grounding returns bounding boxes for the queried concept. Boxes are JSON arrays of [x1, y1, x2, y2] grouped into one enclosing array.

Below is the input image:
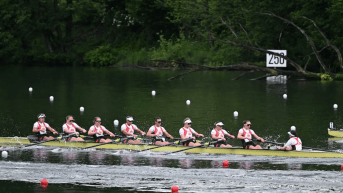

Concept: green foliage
[[319, 73, 333, 81], [84, 44, 118, 66]]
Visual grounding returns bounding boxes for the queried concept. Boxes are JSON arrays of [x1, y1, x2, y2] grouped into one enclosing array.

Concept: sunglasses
[[247, 124, 251, 126], [69, 120, 75, 122], [188, 123, 192, 125], [218, 125, 223, 127], [157, 121, 162, 124], [96, 120, 101, 122], [128, 120, 133, 122]]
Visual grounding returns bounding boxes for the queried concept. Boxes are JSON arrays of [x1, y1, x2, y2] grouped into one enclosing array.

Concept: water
[[0, 66, 343, 192]]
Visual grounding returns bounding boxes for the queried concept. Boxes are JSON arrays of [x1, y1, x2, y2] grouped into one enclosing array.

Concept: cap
[[126, 117, 134, 121], [287, 131, 295, 137], [216, 122, 224, 126], [38, 113, 46, 119], [184, 119, 192, 123]]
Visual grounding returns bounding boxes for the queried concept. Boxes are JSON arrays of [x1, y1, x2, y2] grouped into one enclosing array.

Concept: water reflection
[[33, 149, 48, 162], [239, 161, 254, 169], [287, 163, 302, 170], [178, 159, 194, 168], [89, 151, 106, 164], [149, 157, 164, 167]]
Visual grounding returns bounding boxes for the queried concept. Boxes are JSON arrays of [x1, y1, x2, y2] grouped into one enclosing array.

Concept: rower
[[88, 117, 115, 143], [237, 120, 265, 149], [211, 121, 235, 147], [32, 113, 58, 141], [62, 115, 87, 141], [146, 117, 174, 145], [278, 130, 302, 151], [179, 118, 204, 146], [120, 116, 146, 144]]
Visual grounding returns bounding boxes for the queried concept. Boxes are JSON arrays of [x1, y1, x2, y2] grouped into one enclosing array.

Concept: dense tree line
[[1, 0, 343, 77]]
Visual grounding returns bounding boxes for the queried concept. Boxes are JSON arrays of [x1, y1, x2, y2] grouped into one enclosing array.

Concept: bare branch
[[250, 73, 272, 80], [212, 34, 305, 73], [168, 69, 201, 81], [238, 23, 252, 45], [253, 11, 331, 74], [220, 17, 242, 44], [304, 56, 311, 71], [232, 70, 254, 80], [299, 16, 343, 71]]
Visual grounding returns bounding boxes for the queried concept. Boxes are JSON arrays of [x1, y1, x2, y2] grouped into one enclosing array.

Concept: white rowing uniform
[[149, 126, 166, 137], [211, 129, 228, 139], [284, 137, 302, 151], [89, 125, 107, 137], [121, 123, 138, 137], [179, 127, 196, 138], [238, 128, 255, 142], [62, 123, 80, 133], [33, 122, 50, 135]]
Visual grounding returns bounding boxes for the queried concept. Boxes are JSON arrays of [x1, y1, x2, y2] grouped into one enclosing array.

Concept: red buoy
[[341, 164, 343, 170], [223, 160, 229, 168], [171, 185, 179, 192], [40, 179, 48, 188]]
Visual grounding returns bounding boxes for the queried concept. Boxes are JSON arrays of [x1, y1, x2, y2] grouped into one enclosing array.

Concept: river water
[[0, 66, 343, 192]]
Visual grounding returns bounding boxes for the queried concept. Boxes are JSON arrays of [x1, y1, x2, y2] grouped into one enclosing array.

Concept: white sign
[[266, 50, 287, 67]]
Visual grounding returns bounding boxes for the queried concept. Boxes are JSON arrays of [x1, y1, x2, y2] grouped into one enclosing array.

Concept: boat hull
[[1, 137, 343, 158], [328, 129, 343, 137]]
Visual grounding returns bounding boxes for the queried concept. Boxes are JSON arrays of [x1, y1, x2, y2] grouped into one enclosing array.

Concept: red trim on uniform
[[293, 137, 302, 146], [66, 123, 76, 132], [37, 121, 47, 131]]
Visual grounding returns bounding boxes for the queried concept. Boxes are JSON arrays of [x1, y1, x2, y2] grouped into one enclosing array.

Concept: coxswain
[[278, 130, 302, 151], [120, 116, 146, 144], [62, 115, 86, 141], [211, 121, 235, 147], [88, 117, 115, 143], [237, 120, 265, 149], [32, 113, 58, 141], [179, 118, 204, 146], [146, 117, 174, 145]]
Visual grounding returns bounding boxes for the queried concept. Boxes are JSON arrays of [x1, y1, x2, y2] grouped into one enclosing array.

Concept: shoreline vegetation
[[2, 1, 343, 80]]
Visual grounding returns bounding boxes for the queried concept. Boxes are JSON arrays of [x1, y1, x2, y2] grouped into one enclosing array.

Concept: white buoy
[[2, 151, 8, 158], [233, 111, 238, 117], [113, 120, 119, 126], [80, 107, 84, 111], [291, 126, 296, 131], [49, 96, 54, 101], [283, 94, 287, 99], [186, 100, 191, 105], [29, 87, 33, 92], [152, 90, 156, 96], [334, 104, 338, 109]]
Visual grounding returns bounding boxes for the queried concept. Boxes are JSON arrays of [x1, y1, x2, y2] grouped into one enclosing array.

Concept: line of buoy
[[80, 107, 84, 112], [283, 94, 287, 99], [41, 179, 48, 188], [152, 90, 156, 96], [233, 111, 238, 117], [223, 160, 229, 168], [29, 87, 33, 92], [186, 100, 191, 105], [49, 96, 54, 101], [334, 104, 338, 109], [171, 185, 179, 193], [291, 126, 296, 131]]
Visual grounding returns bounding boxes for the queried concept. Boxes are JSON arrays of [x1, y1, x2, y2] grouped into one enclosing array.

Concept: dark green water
[[1, 66, 342, 147], [1, 65, 343, 192]]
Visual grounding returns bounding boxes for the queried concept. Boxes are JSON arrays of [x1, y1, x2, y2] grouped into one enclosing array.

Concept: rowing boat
[[328, 128, 343, 137], [1, 137, 343, 158]]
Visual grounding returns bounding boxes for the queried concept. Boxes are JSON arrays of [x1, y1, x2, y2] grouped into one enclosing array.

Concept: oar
[[23, 134, 73, 148], [264, 140, 333, 152], [164, 143, 207, 155], [82, 138, 121, 150], [137, 142, 176, 152]]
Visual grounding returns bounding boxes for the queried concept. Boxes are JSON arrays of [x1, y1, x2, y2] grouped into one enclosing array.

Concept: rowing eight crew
[[32, 114, 302, 151]]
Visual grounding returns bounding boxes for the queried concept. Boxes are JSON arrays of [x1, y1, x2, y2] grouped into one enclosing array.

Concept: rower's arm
[[211, 133, 221, 140], [225, 133, 235, 139], [180, 134, 188, 140], [135, 128, 146, 135], [47, 126, 58, 134], [237, 132, 245, 140], [252, 134, 264, 142], [193, 132, 204, 138], [76, 126, 86, 133], [146, 130, 155, 137], [32, 126, 40, 133], [104, 130, 115, 137], [88, 129, 96, 136], [163, 131, 173, 139], [122, 129, 135, 136]]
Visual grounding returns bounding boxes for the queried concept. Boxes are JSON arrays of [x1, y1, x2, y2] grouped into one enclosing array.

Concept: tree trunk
[[54, 0, 64, 53], [42, 32, 53, 53]]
